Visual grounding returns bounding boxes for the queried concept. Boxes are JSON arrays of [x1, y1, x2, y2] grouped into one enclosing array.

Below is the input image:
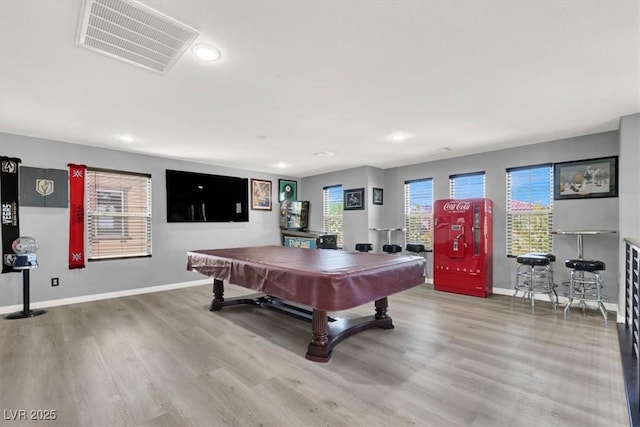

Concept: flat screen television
[[166, 169, 249, 223], [279, 200, 309, 230]]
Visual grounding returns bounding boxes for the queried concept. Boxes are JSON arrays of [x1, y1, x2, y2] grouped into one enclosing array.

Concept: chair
[[382, 244, 402, 254], [511, 253, 558, 314], [355, 243, 373, 252], [563, 259, 608, 326]]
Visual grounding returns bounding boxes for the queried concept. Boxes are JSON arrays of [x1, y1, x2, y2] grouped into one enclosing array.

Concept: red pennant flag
[[68, 164, 86, 269]]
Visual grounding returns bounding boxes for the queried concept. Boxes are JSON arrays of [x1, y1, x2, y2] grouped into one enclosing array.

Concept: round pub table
[[4, 265, 46, 319], [370, 228, 406, 246], [551, 229, 617, 259]]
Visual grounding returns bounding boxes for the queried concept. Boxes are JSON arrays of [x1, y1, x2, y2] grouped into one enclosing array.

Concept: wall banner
[[1, 156, 21, 273], [68, 164, 86, 269]]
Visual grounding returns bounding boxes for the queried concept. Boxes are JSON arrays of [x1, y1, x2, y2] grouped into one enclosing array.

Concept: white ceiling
[[1, 0, 639, 178]]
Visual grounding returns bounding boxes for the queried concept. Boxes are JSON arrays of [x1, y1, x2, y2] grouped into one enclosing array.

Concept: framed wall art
[[344, 188, 365, 210], [554, 156, 618, 200], [278, 179, 297, 202], [372, 187, 383, 205], [251, 179, 272, 210]]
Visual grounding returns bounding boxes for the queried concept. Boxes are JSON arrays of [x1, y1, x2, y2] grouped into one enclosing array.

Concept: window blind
[[449, 171, 485, 198], [323, 185, 343, 248], [86, 168, 152, 260], [404, 178, 433, 248], [506, 164, 553, 256]]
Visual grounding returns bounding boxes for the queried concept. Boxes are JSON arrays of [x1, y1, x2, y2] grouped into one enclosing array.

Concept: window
[[506, 164, 553, 256], [404, 178, 433, 248], [450, 171, 485, 198], [323, 185, 343, 248], [86, 168, 152, 260]]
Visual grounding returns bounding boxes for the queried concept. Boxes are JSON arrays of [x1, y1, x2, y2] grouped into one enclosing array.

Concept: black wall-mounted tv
[[166, 169, 249, 223]]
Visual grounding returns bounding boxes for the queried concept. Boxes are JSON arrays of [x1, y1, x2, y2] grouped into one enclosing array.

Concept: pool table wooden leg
[[375, 297, 390, 320], [306, 309, 330, 362], [305, 298, 395, 362], [210, 279, 225, 311]]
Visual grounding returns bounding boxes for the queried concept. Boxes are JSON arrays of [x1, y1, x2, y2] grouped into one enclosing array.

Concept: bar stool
[[355, 243, 373, 252], [528, 253, 556, 287], [406, 243, 428, 281], [382, 244, 402, 254], [511, 254, 558, 314], [563, 259, 607, 326]]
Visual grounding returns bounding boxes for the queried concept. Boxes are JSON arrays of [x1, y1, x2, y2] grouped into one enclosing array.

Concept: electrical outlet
[[51, 277, 59, 287]]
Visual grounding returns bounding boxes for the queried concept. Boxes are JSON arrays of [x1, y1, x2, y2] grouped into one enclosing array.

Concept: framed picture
[[278, 179, 297, 202], [554, 156, 618, 200], [372, 187, 383, 205], [251, 179, 272, 210], [344, 187, 365, 210]]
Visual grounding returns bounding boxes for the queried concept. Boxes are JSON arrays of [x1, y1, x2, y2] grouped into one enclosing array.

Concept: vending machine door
[[448, 224, 465, 258]]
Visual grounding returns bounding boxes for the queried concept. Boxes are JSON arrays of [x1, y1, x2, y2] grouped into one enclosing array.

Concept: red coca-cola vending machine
[[433, 198, 493, 297]]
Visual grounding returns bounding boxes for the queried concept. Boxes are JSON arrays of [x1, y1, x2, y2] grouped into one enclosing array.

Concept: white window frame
[[506, 164, 553, 256], [404, 178, 434, 249], [86, 168, 152, 260], [449, 171, 486, 199], [323, 184, 343, 248]]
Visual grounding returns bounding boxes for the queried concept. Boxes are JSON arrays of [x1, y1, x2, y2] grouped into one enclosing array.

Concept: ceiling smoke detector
[[76, 0, 200, 73]]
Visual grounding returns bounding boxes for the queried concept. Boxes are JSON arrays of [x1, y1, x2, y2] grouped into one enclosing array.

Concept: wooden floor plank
[[0, 284, 628, 426]]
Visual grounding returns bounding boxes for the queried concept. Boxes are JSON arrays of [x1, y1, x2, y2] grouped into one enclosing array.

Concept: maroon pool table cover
[[187, 246, 426, 311]]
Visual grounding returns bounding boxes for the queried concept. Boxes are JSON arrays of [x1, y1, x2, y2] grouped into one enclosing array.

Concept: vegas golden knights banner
[[68, 164, 86, 269], [1, 156, 21, 273]]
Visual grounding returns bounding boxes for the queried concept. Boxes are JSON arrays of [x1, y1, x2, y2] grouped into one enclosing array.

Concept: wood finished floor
[[0, 283, 628, 427]]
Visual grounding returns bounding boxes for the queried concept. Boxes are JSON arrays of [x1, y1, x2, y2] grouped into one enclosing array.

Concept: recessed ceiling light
[[193, 45, 222, 62], [389, 132, 411, 142], [314, 151, 335, 157], [275, 162, 289, 169], [118, 135, 137, 143]]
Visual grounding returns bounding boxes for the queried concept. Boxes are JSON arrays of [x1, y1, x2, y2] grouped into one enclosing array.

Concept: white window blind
[[449, 171, 485, 198], [86, 168, 152, 260], [506, 164, 553, 256], [404, 178, 433, 249], [323, 185, 343, 248]]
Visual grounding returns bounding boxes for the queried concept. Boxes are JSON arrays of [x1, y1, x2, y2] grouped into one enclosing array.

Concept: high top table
[[551, 230, 617, 259], [187, 245, 425, 362], [370, 227, 406, 247]]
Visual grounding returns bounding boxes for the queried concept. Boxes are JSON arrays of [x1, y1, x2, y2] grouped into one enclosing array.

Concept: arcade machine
[[279, 200, 337, 249], [433, 198, 493, 297]]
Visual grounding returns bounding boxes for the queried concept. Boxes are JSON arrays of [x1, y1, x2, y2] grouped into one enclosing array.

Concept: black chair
[[382, 244, 402, 254], [406, 243, 426, 254], [355, 243, 373, 252]]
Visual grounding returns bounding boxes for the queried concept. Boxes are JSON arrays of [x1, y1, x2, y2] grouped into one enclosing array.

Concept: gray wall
[[301, 165, 387, 251], [0, 133, 288, 307], [618, 113, 640, 315], [303, 131, 621, 301], [1, 126, 630, 310]]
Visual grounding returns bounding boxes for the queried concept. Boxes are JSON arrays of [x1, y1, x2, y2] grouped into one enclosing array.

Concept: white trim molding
[[0, 279, 210, 315]]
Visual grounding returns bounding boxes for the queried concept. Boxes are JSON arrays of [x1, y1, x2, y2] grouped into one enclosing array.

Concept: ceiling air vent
[[77, 0, 199, 73]]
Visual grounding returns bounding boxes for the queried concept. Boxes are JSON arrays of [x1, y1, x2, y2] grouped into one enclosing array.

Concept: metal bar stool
[[528, 253, 557, 290], [563, 259, 607, 326], [406, 243, 428, 281], [355, 243, 373, 252], [382, 244, 402, 254], [511, 253, 558, 314]]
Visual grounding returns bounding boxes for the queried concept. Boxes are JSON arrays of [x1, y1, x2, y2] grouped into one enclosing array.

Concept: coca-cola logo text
[[443, 201, 471, 212]]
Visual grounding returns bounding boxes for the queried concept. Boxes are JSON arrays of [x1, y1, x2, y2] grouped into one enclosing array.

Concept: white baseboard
[[0, 279, 211, 315]]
